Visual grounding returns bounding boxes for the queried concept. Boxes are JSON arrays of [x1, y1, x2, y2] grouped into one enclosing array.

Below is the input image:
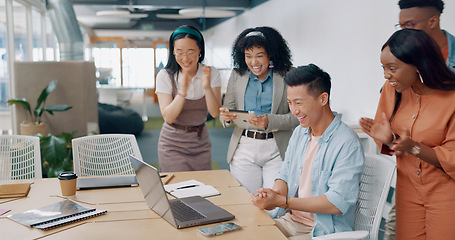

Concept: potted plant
[[37, 131, 76, 178], [7, 80, 72, 135]]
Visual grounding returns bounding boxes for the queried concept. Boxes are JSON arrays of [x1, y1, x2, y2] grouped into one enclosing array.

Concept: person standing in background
[[360, 29, 455, 239], [397, 0, 455, 71], [155, 25, 221, 172], [220, 26, 299, 193]]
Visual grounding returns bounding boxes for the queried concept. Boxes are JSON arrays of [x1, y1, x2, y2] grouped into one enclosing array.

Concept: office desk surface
[[0, 170, 285, 240], [40, 219, 286, 240]]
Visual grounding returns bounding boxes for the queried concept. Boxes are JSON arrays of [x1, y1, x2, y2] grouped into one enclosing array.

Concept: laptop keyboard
[[170, 200, 206, 222]]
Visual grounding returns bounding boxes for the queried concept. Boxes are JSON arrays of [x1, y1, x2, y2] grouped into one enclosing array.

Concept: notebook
[[76, 175, 137, 190], [164, 180, 221, 198], [7, 199, 106, 230], [0, 183, 32, 198], [129, 155, 235, 229]]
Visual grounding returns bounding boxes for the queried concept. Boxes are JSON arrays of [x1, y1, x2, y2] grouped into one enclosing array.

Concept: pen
[[160, 174, 167, 178], [163, 174, 174, 184], [176, 185, 199, 190]]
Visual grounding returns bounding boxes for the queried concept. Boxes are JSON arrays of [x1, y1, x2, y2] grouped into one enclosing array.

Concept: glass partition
[[32, 9, 43, 61], [13, 1, 27, 61], [0, 1, 8, 111]]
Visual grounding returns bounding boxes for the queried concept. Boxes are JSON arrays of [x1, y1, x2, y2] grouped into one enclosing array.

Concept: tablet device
[[228, 109, 264, 131]]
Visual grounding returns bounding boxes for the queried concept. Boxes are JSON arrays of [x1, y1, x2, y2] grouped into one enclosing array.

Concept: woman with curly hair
[[220, 26, 299, 193], [155, 25, 221, 172]]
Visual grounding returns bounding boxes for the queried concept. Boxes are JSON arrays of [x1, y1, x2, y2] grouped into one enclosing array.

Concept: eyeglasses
[[394, 16, 433, 30], [173, 51, 197, 58]]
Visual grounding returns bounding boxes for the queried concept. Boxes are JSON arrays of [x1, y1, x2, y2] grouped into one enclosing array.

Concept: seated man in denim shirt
[[251, 64, 365, 239]]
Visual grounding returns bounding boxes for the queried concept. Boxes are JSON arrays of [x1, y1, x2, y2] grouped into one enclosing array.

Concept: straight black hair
[[382, 29, 455, 120], [164, 25, 205, 75], [284, 64, 331, 98]]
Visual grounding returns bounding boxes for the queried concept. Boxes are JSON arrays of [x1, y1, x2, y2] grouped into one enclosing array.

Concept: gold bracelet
[[177, 90, 186, 98]]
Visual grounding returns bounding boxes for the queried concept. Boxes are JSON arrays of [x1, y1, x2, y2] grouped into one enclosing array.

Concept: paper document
[[164, 180, 220, 198]]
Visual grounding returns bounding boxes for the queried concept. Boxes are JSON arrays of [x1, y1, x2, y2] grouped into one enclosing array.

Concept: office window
[[122, 48, 154, 87], [90, 37, 123, 86], [13, 1, 27, 61], [0, 2, 8, 111], [155, 43, 168, 75], [45, 16, 56, 61], [32, 9, 43, 61], [92, 47, 121, 86]]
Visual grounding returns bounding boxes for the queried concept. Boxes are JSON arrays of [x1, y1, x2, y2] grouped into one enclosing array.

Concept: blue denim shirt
[[444, 30, 455, 73], [271, 113, 365, 237], [244, 70, 273, 115]]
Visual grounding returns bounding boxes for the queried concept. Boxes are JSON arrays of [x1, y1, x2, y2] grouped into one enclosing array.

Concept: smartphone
[[197, 222, 242, 237]]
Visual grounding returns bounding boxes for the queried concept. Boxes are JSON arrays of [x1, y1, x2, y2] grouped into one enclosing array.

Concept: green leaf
[[34, 108, 43, 119], [38, 132, 75, 178], [60, 131, 77, 146], [44, 105, 72, 112], [36, 80, 57, 113], [61, 157, 73, 172], [40, 134, 67, 168], [6, 98, 32, 118]]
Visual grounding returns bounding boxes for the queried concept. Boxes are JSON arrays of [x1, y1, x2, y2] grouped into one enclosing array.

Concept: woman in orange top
[[360, 29, 455, 239]]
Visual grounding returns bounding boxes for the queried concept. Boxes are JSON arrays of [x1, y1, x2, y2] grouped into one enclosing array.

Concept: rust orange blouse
[[376, 82, 455, 185]]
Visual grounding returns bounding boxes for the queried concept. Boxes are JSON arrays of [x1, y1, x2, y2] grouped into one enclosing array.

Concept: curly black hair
[[231, 26, 292, 76], [398, 0, 444, 13]]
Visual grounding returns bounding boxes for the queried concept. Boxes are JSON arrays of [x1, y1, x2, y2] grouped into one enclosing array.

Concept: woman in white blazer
[[220, 26, 299, 193]]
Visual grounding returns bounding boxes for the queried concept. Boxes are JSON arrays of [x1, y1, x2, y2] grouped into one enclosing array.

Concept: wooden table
[[0, 170, 286, 240]]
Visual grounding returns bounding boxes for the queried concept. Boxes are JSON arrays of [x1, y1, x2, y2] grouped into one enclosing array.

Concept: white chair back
[[0, 135, 42, 182], [355, 154, 396, 240], [72, 134, 142, 177]]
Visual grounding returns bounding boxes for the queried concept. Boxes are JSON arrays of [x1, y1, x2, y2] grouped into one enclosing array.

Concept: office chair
[[313, 154, 396, 240], [72, 134, 142, 177], [0, 135, 42, 181]]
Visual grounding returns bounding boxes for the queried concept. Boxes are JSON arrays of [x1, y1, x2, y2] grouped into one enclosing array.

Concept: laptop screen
[[129, 155, 178, 228], [129, 155, 235, 229]]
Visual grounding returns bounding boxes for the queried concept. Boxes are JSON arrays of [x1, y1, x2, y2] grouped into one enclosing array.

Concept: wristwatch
[[411, 144, 421, 155]]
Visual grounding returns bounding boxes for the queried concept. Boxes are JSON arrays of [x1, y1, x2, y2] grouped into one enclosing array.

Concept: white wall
[[203, 0, 455, 125]]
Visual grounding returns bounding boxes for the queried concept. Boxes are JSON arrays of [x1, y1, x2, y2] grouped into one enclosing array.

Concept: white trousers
[[230, 135, 282, 194]]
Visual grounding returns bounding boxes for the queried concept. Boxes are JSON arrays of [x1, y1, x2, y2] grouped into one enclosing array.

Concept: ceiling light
[[179, 8, 236, 18], [96, 10, 148, 19], [77, 16, 136, 28], [155, 14, 194, 19]]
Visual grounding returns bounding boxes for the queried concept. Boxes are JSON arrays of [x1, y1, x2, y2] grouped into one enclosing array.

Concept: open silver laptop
[[129, 155, 235, 229], [76, 175, 137, 190]]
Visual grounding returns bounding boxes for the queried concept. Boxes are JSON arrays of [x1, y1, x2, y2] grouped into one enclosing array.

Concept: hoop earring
[[269, 60, 274, 69], [419, 73, 424, 84]]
